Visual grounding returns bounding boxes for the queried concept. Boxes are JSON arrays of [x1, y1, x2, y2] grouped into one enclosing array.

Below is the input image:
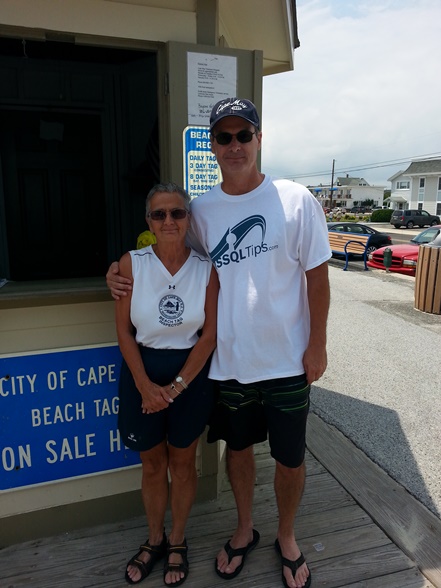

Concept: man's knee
[[275, 459, 305, 477]]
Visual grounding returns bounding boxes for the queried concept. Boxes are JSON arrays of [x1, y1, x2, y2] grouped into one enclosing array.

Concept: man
[[107, 97, 331, 588]]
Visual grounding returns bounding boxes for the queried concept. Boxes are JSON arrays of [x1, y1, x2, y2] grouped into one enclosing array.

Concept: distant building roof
[[404, 159, 441, 175], [337, 176, 370, 186], [387, 170, 406, 182]]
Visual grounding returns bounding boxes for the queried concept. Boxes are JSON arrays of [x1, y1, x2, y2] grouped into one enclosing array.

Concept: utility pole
[[329, 158, 335, 209]]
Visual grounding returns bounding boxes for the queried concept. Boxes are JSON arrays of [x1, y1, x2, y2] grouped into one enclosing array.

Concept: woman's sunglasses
[[212, 129, 258, 145], [148, 208, 189, 221]]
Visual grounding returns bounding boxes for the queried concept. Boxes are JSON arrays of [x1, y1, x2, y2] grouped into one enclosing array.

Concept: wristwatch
[[175, 376, 188, 389]]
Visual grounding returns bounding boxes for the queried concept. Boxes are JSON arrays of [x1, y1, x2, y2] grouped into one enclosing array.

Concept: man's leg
[[275, 460, 310, 588], [216, 445, 256, 575], [126, 441, 169, 583]]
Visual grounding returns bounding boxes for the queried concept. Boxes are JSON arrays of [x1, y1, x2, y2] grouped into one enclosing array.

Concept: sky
[[261, 0, 441, 189]]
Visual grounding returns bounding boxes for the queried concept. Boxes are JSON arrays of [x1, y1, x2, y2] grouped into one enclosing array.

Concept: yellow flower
[[136, 230, 157, 249]]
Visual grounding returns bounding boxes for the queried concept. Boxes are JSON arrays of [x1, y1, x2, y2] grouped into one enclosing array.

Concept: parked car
[[350, 206, 368, 214], [390, 209, 440, 229], [327, 222, 392, 255], [367, 225, 441, 276]]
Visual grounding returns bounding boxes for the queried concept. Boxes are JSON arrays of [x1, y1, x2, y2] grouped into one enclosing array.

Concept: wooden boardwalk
[[1, 413, 440, 588]]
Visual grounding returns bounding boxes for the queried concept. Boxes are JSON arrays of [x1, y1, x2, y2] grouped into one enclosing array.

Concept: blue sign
[[0, 345, 140, 490], [183, 126, 221, 198]]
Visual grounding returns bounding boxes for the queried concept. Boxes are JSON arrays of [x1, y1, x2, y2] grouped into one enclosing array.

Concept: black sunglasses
[[148, 208, 189, 221], [212, 129, 258, 145]]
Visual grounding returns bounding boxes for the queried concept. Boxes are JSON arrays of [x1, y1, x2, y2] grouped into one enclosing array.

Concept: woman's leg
[[126, 441, 169, 583], [164, 438, 199, 584]]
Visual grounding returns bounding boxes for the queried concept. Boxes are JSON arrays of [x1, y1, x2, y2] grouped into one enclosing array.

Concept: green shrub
[[370, 209, 393, 222]]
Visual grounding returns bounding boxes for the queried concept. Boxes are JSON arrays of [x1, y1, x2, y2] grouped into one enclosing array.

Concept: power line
[[267, 152, 441, 181]]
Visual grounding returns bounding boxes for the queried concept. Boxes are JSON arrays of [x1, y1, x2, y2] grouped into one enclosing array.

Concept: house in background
[[309, 175, 385, 209], [388, 170, 410, 209], [388, 158, 441, 214], [336, 175, 385, 207]]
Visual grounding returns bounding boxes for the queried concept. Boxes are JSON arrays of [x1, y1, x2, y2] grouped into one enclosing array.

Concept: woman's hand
[[139, 382, 184, 414], [139, 381, 172, 414]]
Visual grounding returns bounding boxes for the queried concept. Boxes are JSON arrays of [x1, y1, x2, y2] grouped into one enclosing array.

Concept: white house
[[308, 176, 386, 209], [336, 176, 386, 207], [388, 159, 441, 215]]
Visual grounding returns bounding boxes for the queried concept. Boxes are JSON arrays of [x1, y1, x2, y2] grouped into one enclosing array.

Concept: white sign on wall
[[187, 52, 237, 126]]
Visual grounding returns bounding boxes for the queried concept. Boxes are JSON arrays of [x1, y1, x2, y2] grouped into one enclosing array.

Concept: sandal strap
[[224, 540, 248, 562], [167, 539, 188, 555], [280, 552, 305, 572], [131, 557, 150, 573], [139, 542, 165, 556]]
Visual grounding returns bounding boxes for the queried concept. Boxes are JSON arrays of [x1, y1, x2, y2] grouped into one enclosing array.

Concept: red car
[[367, 225, 441, 276]]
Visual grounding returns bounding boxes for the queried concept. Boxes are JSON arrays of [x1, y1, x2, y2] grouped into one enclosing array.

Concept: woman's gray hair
[[145, 182, 191, 215]]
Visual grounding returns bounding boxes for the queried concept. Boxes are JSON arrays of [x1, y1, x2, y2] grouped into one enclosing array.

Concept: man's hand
[[106, 261, 132, 300], [303, 344, 327, 384]]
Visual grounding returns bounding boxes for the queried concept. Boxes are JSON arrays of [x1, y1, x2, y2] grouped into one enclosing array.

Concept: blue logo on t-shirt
[[159, 295, 184, 327], [209, 215, 271, 268]]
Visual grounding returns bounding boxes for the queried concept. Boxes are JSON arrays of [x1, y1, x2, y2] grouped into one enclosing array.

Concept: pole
[[329, 158, 335, 209]]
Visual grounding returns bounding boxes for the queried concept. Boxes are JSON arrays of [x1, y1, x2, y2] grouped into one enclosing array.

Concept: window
[[418, 177, 425, 204], [437, 177, 441, 202], [0, 41, 159, 281], [396, 180, 410, 190]]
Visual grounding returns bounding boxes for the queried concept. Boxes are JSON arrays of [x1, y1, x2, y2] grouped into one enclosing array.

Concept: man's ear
[[257, 131, 262, 151]]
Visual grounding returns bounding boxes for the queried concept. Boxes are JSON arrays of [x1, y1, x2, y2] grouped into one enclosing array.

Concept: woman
[[115, 182, 219, 586]]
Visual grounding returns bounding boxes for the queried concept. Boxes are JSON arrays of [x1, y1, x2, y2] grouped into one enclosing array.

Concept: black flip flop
[[215, 529, 260, 580], [275, 538, 311, 588]]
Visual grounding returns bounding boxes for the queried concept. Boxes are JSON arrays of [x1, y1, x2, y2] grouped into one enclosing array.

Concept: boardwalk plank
[[307, 413, 441, 587]]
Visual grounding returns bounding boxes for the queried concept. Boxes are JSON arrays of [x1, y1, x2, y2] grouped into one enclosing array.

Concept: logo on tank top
[[209, 214, 276, 268], [159, 294, 184, 327]]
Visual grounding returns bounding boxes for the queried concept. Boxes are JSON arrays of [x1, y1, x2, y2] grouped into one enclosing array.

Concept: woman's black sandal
[[163, 538, 189, 587], [125, 532, 167, 585]]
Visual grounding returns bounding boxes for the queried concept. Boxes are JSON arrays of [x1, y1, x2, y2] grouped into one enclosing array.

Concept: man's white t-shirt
[[130, 246, 212, 349], [190, 176, 331, 383]]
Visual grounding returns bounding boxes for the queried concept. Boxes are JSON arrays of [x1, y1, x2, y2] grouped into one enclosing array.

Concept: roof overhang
[[390, 195, 408, 203], [0, 0, 298, 76], [103, 0, 299, 75], [219, 0, 298, 75]]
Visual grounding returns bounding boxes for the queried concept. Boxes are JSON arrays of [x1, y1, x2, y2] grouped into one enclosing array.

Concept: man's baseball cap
[[209, 98, 260, 131]]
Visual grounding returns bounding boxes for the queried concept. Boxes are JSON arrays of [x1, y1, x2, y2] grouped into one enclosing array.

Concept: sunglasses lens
[[237, 130, 254, 143], [214, 132, 232, 145], [171, 209, 188, 219], [150, 210, 166, 220]]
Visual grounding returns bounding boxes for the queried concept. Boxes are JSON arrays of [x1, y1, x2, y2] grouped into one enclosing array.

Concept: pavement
[[311, 259, 441, 519]]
